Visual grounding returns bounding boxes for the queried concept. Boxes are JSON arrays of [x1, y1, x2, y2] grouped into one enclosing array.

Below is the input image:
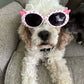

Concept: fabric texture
[[16, 0, 29, 8], [65, 41, 84, 57], [0, 1, 22, 71], [0, 69, 4, 84]]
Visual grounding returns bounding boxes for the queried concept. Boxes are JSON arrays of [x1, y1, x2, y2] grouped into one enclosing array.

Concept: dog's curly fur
[[18, 0, 74, 84]]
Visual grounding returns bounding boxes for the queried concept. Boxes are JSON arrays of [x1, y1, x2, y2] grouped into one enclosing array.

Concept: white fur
[[20, 0, 73, 84], [21, 47, 42, 84], [45, 49, 73, 84]]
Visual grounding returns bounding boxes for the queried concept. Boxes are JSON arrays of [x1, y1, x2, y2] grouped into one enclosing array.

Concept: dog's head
[[18, 0, 73, 50]]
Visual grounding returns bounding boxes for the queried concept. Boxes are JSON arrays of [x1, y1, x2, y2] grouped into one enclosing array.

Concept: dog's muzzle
[[38, 30, 54, 50]]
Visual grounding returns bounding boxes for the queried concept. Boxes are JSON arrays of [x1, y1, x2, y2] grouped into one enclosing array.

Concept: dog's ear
[[57, 28, 74, 50], [18, 24, 32, 49]]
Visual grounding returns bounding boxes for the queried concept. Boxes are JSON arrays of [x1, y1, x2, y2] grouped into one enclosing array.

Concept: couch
[[0, 0, 84, 84]]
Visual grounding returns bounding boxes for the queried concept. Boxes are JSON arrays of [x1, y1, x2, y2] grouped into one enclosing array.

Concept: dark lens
[[49, 12, 66, 26], [25, 13, 42, 27]]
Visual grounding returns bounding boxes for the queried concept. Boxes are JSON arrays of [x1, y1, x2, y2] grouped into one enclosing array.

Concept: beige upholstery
[[0, 2, 23, 84], [16, 0, 29, 8], [65, 41, 84, 57], [0, 69, 4, 84], [0, 1, 22, 72]]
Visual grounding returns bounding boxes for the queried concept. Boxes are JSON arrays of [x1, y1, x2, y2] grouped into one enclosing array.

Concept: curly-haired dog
[[18, 0, 74, 84]]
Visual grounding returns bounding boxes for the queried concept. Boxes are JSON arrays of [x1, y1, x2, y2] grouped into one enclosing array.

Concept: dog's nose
[[38, 30, 50, 41]]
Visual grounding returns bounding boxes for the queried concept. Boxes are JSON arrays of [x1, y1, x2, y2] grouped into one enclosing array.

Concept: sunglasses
[[20, 8, 71, 28]]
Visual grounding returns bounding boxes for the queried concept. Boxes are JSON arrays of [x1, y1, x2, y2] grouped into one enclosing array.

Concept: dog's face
[[29, 21, 60, 49], [25, 0, 66, 50], [19, 0, 73, 50]]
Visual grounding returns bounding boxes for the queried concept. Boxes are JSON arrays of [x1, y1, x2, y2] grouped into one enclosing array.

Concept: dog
[[18, 0, 74, 84]]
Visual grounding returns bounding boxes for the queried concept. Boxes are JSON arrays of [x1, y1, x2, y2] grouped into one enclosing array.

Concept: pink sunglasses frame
[[20, 8, 71, 28]]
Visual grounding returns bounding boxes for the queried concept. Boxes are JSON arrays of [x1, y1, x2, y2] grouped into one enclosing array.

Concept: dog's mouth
[[38, 42, 54, 51]]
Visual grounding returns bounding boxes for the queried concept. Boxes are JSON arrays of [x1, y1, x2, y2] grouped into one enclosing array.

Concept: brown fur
[[57, 29, 74, 50], [18, 24, 32, 49]]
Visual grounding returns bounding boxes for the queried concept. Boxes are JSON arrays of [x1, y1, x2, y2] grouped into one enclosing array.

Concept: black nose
[[38, 30, 50, 41]]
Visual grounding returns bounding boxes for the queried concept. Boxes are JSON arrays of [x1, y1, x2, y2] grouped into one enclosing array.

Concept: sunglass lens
[[25, 13, 42, 27], [49, 12, 66, 26]]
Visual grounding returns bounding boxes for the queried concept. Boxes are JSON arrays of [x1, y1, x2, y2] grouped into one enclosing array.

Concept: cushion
[[5, 41, 84, 84], [65, 41, 84, 57], [0, 69, 3, 84], [16, 0, 28, 8], [0, 1, 22, 71], [66, 57, 84, 84]]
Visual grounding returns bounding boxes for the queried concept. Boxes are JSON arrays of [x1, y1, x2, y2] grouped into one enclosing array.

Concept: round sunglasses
[[20, 8, 71, 28]]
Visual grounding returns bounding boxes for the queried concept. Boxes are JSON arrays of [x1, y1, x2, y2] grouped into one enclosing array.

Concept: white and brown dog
[[18, 0, 73, 84]]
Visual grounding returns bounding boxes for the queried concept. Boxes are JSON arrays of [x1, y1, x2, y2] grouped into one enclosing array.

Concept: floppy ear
[[18, 24, 32, 49], [57, 28, 74, 50]]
